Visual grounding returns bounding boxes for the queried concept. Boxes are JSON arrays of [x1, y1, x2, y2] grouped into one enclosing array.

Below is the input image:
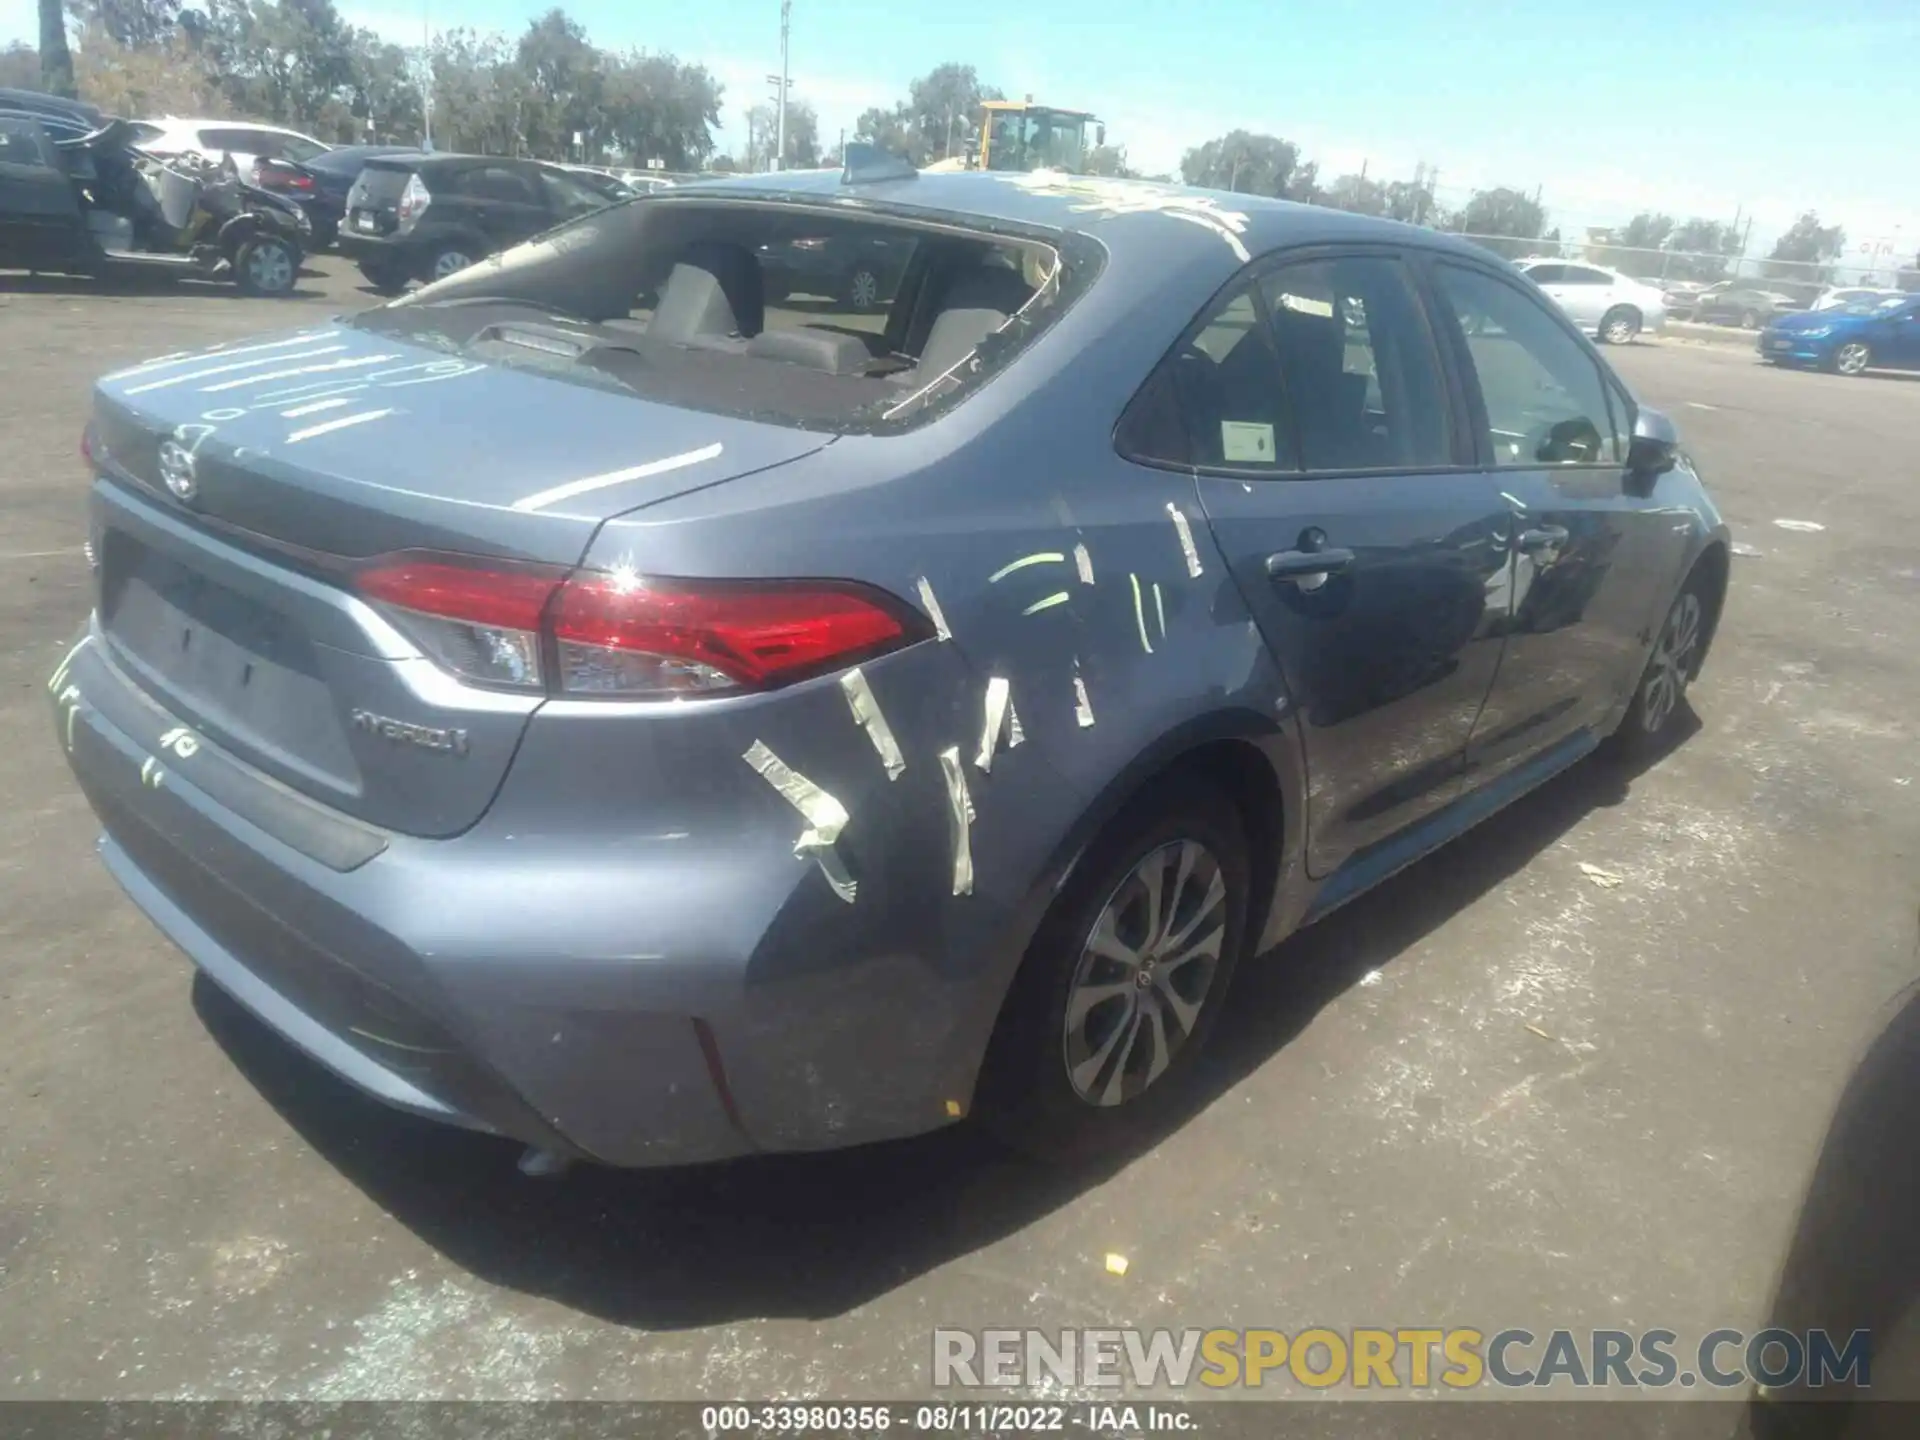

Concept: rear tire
[[976, 776, 1251, 1163], [842, 262, 884, 312], [1740, 308, 1761, 329], [1609, 568, 1711, 762], [1598, 305, 1641, 345], [358, 258, 407, 295], [426, 243, 480, 283]]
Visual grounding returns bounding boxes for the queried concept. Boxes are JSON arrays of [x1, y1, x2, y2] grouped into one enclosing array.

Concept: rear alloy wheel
[[429, 245, 478, 282], [979, 778, 1249, 1161], [843, 264, 882, 312], [1832, 341, 1872, 377], [1740, 308, 1761, 330], [1599, 306, 1641, 345], [234, 236, 298, 297], [1613, 575, 1707, 759]]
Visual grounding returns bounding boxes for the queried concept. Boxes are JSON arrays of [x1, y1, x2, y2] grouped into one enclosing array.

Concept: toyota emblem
[[157, 438, 197, 502]]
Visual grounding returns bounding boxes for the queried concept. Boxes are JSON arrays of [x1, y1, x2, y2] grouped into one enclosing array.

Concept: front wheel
[[977, 777, 1250, 1162], [1831, 341, 1872, 377], [426, 244, 480, 283], [234, 235, 299, 297], [1611, 574, 1708, 761], [1599, 306, 1641, 345]]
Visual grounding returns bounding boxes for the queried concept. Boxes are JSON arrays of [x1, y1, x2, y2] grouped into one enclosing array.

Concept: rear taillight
[[355, 554, 927, 699], [397, 172, 431, 227]]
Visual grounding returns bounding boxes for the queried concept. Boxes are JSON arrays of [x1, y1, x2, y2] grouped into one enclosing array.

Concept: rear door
[[1555, 266, 1615, 330], [453, 163, 551, 249], [1177, 249, 1516, 876], [1427, 259, 1687, 785], [0, 116, 80, 264]]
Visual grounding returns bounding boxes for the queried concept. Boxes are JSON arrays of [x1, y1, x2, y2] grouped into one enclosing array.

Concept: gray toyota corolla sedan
[[50, 162, 1730, 1168]]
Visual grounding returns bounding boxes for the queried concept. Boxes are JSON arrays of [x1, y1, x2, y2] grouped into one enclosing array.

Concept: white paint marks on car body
[[124, 345, 347, 395], [840, 668, 905, 780], [939, 746, 975, 896], [510, 442, 724, 513], [200, 353, 405, 393], [915, 577, 953, 641], [742, 740, 857, 904], [280, 397, 355, 419], [1152, 582, 1167, 640], [101, 330, 330, 383], [1022, 591, 1070, 616], [1007, 173, 1253, 262], [988, 551, 1066, 583], [286, 408, 397, 444], [1167, 502, 1204, 577], [1129, 573, 1155, 654]]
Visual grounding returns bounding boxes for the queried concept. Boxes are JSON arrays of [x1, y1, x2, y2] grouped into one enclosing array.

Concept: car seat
[[650, 240, 765, 351]]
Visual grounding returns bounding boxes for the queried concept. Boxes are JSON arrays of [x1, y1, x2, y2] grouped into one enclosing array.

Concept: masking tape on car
[[976, 677, 1013, 772], [1008, 701, 1025, 748], [988, 552, 1066, 583], [1167, 502, 1204, 578], [1073, 665, 1096, 728], [742, 740, 857, 904], [1153, 582, 1167, 639], [939, 746, 975, 896], [1129, 573, 1155, 655], [1074, 543, 1095, 585], [840, 668, 905, 780], [915, 576, 953, 641]]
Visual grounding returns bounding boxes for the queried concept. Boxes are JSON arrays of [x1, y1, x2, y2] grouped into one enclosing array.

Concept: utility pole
[[421, 2, 433, 151], [774, 0, 791, 171]]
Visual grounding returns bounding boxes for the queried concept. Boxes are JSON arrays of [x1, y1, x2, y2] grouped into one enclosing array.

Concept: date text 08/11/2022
[[700, 1404, 1194, 1433]]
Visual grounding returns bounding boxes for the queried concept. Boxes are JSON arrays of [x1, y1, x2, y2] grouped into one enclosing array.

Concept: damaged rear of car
[[53, 179, 1144, 1167]]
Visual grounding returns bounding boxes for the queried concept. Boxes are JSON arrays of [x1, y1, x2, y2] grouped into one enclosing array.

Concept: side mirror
[[1627, 405, 1679, 480]]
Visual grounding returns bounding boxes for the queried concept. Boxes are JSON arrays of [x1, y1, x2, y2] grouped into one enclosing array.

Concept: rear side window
[[351, 164, 410, 205], [1523, 263, 1567, 284], [1258, 255, 1451, 471], [0, 118, 54, 169], [1433, 264, 1622, 466], [1120, 283, 1292, 471], [1561, 267, 1613, 285], [460, 166, 539, 204]]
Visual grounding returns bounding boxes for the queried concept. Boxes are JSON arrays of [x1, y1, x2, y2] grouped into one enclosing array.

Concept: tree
[[72, 24, 221, 117], [1591, 211, 1674, 278], [0, 42, 38, 88], [1663, 218, 1743, 282], [904, 62, 998, 163], [1180, 130, 1314, 200], [852, 103, 913, 157], [515, 8, 602, 159], [75, 0, 184, 49], [1452, 186, 1547, 259], [39, 0, 76, 97], [1322, 172, 1386, 217], [1082, 144, 1134, 179], [598, 51, 722, 170], [1764, 211, 1845, 285]]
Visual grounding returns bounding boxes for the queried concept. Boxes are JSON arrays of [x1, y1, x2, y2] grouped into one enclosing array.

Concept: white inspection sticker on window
[[1221, 420, 1276, 464]]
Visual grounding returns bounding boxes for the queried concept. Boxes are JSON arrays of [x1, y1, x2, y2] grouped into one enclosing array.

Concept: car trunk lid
[[86, 323, 831, 836]]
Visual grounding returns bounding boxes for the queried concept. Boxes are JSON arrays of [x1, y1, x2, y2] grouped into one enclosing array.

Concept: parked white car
[[128, 118, 331, 176], [1513, 259, 1667, 344], [1811, 286, 1904, 312]]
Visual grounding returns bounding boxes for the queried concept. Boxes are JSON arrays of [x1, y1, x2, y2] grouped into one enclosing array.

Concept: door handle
[[1517, 525, 1569, 554], [1266, 546, 1355, 585]]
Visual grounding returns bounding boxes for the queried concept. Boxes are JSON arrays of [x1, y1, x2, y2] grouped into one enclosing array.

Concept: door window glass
[[1139, 282, 1294, 470], [1523, 263, 1567, 284], [1434, 263, 1622, 466], [1259, 255, 1451, 471], [462, 166, 539, 204], [540, 168, 607, 219], [0, 118, 54, 168], [1562, 267, 1612, 285]]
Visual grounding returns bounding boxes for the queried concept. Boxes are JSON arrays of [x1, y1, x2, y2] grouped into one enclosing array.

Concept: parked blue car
[[1760, 293, 1920, 375], [52, 164, 1731, 1170]]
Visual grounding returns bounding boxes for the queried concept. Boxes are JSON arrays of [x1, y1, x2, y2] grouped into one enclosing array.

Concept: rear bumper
[[50, 621, 986, 1167]]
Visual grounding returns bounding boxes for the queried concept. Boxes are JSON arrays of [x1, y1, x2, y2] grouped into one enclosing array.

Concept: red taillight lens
[[551, 576, 918, 696], [357, 555, 565, 691], [355, 554, 926, 699]]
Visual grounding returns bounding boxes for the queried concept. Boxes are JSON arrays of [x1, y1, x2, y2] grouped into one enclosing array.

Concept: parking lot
[[2, 256, 1917, 1403]]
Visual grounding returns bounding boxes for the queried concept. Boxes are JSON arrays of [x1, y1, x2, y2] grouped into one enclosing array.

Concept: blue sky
[[8, 0, 1915, 262]]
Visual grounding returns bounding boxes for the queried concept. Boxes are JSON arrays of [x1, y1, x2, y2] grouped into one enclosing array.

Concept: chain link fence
[[1446, 234, 1918, 304]]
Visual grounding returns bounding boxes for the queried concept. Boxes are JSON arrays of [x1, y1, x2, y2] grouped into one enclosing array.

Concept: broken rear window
[[346, 197, 1101, 434]]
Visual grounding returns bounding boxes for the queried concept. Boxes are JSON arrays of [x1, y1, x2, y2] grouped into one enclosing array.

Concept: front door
[[457, 164, 551, 250], [1881, 299, 1920, 369], [1426, 259, 1689, 785], [1176, 250, 1516, 877], [0, 117, 82, 268]]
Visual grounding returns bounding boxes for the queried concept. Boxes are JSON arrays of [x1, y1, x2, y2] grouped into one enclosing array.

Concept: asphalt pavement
[[1, 258, 1916, 1404]]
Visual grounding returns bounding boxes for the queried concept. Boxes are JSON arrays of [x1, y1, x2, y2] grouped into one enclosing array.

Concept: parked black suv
[[337, 153, 612, 293]]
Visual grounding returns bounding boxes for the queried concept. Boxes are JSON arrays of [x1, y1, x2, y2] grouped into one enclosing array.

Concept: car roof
[[674, 169, 1497, 275], [141, 117, 323, 140], [371, 152, 543, 172]]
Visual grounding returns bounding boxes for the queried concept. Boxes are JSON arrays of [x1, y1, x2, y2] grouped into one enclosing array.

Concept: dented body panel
[[50, 172, 1731, 1166]]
